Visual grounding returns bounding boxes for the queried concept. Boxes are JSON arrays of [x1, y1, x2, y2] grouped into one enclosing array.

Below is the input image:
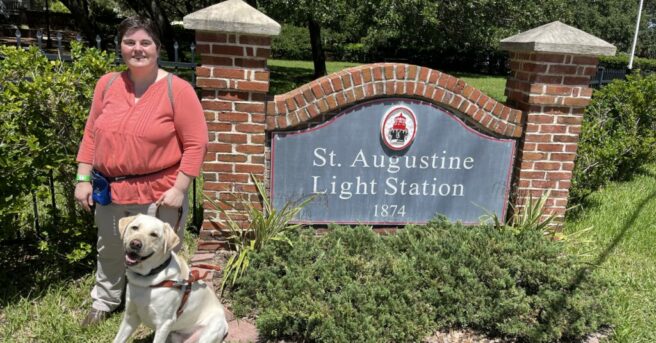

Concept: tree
[[58, 0, 104, 46], [0, 1, 7, 19], [355, 0, 573, 71], [115, 0, 223, 58], [57, 0, 214, 59], [112, 0, 178, 59], [637, 0, 656, 58], [566, 0, 642, 53], [255, 0, 348, 78]]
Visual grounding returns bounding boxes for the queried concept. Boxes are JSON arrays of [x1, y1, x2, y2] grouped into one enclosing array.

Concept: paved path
[[224, 309, 259, 343]]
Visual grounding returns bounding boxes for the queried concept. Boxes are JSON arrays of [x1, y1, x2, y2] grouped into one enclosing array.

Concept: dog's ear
[[163, 222, 180, 252], [118, 215, 137, 239]]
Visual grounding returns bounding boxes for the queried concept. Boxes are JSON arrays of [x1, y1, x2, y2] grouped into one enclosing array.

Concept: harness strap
[[102, 72, 121, 101], [167, 73, 175, 109], [150, 264, 222, 317]]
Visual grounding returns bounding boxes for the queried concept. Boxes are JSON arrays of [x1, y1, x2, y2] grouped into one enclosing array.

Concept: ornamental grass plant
[[480, 190, 558, 236], [204, 174, 313, 293]]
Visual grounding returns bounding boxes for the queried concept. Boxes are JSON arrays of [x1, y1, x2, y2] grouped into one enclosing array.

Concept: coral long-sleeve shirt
[[76, 72, 208, 204]]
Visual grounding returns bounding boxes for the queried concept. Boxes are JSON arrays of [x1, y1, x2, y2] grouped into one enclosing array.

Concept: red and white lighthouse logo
[[381, 106, 417, 150]]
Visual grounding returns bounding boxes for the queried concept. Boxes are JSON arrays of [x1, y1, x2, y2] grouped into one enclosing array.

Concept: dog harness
[[150, 263, 223, 317], [147, 206, 221, 317]]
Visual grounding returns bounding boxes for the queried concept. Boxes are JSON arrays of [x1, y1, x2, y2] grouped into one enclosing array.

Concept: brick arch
[[265, 63, 524, 138]]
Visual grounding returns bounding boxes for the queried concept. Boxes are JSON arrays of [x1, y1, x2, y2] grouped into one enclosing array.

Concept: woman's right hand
[[75, 182, 94, 212]]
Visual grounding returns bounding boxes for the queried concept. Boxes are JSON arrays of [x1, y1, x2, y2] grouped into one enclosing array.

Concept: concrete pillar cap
[[183, 0, 281, 36], [501, 21, 616, 56]]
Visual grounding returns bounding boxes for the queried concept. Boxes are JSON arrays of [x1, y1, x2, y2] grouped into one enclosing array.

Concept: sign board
[[271, 99, 516, 225]]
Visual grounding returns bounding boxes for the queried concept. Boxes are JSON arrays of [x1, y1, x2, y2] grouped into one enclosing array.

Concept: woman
[[74, 16, 208, 327]]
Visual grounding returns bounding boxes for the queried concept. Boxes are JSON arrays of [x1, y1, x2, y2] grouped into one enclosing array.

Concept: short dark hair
[[118, 16, 161, 49]]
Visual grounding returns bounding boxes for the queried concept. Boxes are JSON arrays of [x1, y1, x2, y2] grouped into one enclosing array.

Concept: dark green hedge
[[599, 54, 656, 73], [229, 221, 611, 343]]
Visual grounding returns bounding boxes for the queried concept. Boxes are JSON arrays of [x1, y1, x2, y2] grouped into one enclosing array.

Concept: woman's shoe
[[81, 308, 110, 328]]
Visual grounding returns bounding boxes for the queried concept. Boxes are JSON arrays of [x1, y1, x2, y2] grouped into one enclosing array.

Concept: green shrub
[[0, 43, 115, 260], [271, 24, 313, 60], [571, 73, 656, 201], [331, 43, 370, 63], [230, 221, 611, 343], [599, 54, 656, 73]]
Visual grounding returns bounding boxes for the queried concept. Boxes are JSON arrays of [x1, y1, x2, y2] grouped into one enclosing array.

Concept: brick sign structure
[[183, 1, 616, 257], [271, 98, 516, 225]]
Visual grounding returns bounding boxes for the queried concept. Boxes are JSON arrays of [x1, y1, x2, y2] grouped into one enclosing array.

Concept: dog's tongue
[[125, 252, 140, 266]]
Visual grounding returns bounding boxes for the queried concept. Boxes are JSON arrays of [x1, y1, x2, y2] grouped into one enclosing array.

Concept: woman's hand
[[75, 182, 94, 212], [156, 186, 186, 208], [157, 171, 193, 208]]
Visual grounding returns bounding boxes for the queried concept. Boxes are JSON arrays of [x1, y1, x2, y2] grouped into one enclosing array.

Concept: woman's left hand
[[157, 187, 186, 208]]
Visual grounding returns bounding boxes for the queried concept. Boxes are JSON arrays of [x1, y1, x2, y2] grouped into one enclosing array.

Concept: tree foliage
[[259, 0, 655, 72], [56, 0, 213, 58], [52, 0, 655, 74], [258, 0, 574, 71], [567, 0, 645, 54], [56, 0, 121, 48], [0, 43, 115, 253], [256, 0, 349, 77]]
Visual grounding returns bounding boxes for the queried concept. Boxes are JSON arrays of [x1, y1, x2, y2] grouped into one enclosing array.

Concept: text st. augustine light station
[[271, 99, 515, 224]]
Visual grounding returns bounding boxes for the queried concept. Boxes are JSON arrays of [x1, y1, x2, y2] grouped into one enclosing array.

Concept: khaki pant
[[91, 201, 187, 312]]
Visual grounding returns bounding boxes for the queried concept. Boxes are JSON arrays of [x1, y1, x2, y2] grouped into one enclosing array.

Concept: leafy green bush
[[571, 73, 656, 201], [0, 43, 115, 260], [271, 24, 313, 60], [230, 221, 611, 343], [331, 43, 370, 63], [599, 54, 656, 73]]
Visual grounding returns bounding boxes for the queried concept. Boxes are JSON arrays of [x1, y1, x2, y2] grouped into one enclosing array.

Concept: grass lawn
[[268, 59, 507, 103], [450, 71, 507, 103], [268, 59, 361, 96], [565, 164, 656, 343]]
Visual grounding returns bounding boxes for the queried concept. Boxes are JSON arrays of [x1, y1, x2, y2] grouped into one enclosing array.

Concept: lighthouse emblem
[[381, 106, 417, 150]]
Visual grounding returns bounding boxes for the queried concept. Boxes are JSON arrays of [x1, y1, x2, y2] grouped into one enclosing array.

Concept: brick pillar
[[184, 0, 281, 252], [501, 21, 616, 224]]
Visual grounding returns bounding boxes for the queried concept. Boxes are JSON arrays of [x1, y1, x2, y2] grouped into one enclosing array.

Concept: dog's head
[[118, 214, 180, 272]]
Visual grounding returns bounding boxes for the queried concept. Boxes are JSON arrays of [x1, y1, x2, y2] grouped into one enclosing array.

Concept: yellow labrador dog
[[113, 214, 228, 343]]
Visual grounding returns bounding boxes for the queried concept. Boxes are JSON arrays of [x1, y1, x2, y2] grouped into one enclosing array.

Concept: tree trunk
[[308, 17, 327, 79]]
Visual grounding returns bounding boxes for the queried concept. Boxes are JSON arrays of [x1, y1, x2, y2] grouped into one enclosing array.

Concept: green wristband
[[76, 174, 92, 182]]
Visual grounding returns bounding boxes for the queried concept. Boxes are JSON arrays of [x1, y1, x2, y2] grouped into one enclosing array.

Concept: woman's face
[[121, 28, 159, 71]]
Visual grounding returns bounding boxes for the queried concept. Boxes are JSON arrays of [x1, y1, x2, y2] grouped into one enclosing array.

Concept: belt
[[105, 164, 178, 182]]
